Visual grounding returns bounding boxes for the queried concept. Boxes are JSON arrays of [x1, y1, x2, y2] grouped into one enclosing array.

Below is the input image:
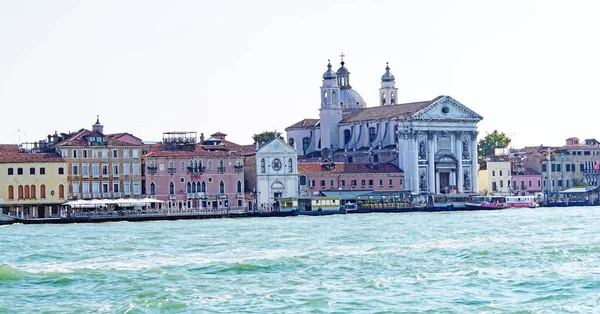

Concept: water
[[1, 207, 600, 313]]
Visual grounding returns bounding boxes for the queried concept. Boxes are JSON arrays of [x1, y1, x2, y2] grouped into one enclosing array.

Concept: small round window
[[441, 106, 450, 114], [272, 159, 282, 171]]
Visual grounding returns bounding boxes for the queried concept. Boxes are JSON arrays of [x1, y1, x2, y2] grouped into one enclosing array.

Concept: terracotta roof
[[0, 144, 19, 153], [340, 96, 444, 123], [513, 168, 541, 176], [57, 129, 142, 147], [211, 131, 227, 137], [0, 152, 65, 164], [286, 119, 320, 130], [298, 162, 404, 174]]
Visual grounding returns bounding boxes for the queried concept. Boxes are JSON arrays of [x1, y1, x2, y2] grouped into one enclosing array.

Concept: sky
[[1, 0, 599, 149]]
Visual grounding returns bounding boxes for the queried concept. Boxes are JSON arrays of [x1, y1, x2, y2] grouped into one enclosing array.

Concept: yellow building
[[478, 159, 512, 195], [56, 118, 144, 199], [0, 145, 68, 218]]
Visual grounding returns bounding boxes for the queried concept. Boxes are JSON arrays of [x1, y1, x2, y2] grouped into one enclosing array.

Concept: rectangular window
[[542, 164, 547, 172], [40, 168, 45, 175], [508, 180, 511, 187], [556, 164, 561, 172], [113, 164, 119, 175], [368, 179, 373, 186], [30, 168, 35, 175], [82, 164, 89, 176], [73, 182, 80, 194], [133, 164, 140, 175], [580, 164, 585, 172], [529, 180, 532, 187], [513, 181, 517, 189], [132, 149, 139, 158], [361, 180, 366, 186], [330, 180, 334, 186], [133, 181, 140, 195], [500, 170, 503, 176], [123, 150, 129, 158], [309, 180, 315, 187], [92, 164, 99, 177], [389, 179, 393, 186], [320, 180, 326, 187], [500, 181, 504, 188], [102, 182, 109, 193], [124, 163, 130, 175], [102, 164, 109, 176], [113, 183, 119, 193], [82, 182, 89, 194], [551, 164, 556, 172], [521, 180, 525, 189], [492, 182, 497, 191], [400, 179, 403, 185], [102, 150, 108, 158], [558, 180, 563, 187], [83, 150, 88, 158], [379, 179, 383, 186], [73, 150, 78, 158], [351, 180, 357, 186], [340, 180, 345, 187], [72, 165, 79, 175], [124, 182, 131, 194], [566, 180, 570, 187], [566, 164, 570, 172], [92, 150, 98, 158], [61, 150, 68, 158], [92, 182, 100, 193], [113, 150, 118, 158], [584, 151, 591, 155]]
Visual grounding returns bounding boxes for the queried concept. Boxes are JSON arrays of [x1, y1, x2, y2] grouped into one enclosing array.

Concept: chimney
[[200, 133, 205, 144]]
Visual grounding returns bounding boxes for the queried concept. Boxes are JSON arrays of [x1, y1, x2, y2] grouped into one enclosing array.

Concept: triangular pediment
[[256, 138, 297, 154], [412, 96, 483, 122]]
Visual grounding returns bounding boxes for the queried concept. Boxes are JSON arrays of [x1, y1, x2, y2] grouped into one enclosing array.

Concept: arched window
[[180, 160, 185, 171], [59, 184, 64, 198], [288, 158, 293, 172], [381, 93, 386, 105], [344, 129, 352, 145], [24, 185, 30, 199], [169, 182, 175, 195], [260, 158, 266, 173], [300, 176, 307, 185], [8, 168, 13, 175], [288, 138, 295, 147], [40, 185, 46, 199], [199, 160, 203, 170], [18, 185, 23, 199], [201, 181, 206, 192], [40, 167, 46, 175], [8, 185, 14, 199], [302, 137, 310, 151], [237, 181, 242, 193], [30, 185, 36, 199], [30, 167, 35, 175], [187, 181, 192, 193], [318, 139, 321, 149], [58, 167, 64, 175], [369, 127, 377, 143], [391, 92, 395, 104], [219, 181, 225, 194], [192, 181, 197, 193], [150, 182, 156, 195], [219, 159, 224, 168], [207, 160, 213, 170]]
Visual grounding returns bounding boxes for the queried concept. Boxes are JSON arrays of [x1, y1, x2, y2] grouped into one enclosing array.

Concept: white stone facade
[[255, 138, 299, 209]]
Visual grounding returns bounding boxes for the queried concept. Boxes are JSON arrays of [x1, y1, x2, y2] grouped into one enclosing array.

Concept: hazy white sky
[[1, 1, 599, 148]]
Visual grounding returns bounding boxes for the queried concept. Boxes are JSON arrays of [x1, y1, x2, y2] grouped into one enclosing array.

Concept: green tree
[[252, 131, 284, 144], [572, 176, 586, 187], [478, 130, 512, 157]]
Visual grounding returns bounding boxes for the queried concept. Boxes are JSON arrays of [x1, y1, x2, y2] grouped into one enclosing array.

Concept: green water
[[1, 207, 600, 313]]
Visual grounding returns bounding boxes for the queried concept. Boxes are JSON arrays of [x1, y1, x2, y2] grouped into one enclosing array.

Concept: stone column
[[410, 136, 417, 193], [428, 134, 435, 194], [456, 134, 464, 193], [471, 132, 479, 193]]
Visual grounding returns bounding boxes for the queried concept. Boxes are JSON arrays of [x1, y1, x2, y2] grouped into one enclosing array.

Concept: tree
[[252, 131, 284, 144], [478, 130, 512, 157]]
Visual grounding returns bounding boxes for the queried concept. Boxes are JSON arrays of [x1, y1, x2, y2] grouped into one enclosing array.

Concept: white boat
[[506, 196, 537, 208]]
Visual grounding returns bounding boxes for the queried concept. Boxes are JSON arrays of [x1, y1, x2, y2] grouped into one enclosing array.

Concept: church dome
[[339, 88, 366, 112], [322, 61, 337, 79], [336, 61, 349, 75], [381, 63, 395, 82]]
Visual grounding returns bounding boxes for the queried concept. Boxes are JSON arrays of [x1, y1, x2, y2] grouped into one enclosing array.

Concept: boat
[[280, 197, 346, 216], [428, 194, 471, 211], [466, 196, 507, 210], [506, 195, 537, 208]]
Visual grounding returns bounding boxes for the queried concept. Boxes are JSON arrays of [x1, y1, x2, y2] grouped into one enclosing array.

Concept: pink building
[[511, 168, 542, 196], [144, 132, 246, 211], [297, 162, 404, 195]]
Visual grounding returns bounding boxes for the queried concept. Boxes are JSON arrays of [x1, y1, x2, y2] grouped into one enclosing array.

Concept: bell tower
[[379, 62, 398, 106], [319, 60, 342, 151]]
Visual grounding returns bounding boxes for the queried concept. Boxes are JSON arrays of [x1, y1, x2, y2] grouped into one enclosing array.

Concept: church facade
[[286, 59, 483, 194]]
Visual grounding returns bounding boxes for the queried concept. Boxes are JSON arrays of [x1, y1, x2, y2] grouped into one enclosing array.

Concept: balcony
[[112, 173, 119, 178], [93, 193, 102, 199], [237, 193, 244, 198], [102, 192, 112, 198], [93, 174, 99, 178], [168, 167, 176, 174], [169, 194, 176, 200], [219, 194, 227, 199], [113, 192, 122, 198], [234, 165, 244, 173], [218, 166, 225, 174], [82, 193, 92, 199], [147, 165, 157, 175], [102, 174, 109, 178], [187, 166, 205, 175]]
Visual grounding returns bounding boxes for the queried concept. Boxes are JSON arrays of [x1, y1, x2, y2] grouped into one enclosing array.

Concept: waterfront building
[[144, 132, 246, 211], [0, 144, 67, 218], [478, 157, 512, 195], [297, 161, 404, 197], [540, 137, 600, 191], [56, 117, 144, 199], [286, 57, 483, 194], [255, 138, 298, 210], [511, 168, 542, 196]]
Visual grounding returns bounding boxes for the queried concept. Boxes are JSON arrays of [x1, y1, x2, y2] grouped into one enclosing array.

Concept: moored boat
[[506, 196, 537, 208], [466, 196, 507, 210]]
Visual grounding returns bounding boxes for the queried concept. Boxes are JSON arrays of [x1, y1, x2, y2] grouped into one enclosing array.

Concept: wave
[[0, 263, 30, 281]]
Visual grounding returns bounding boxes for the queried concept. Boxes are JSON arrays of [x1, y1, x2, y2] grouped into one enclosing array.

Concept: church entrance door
[[439, 172, 450, 193]]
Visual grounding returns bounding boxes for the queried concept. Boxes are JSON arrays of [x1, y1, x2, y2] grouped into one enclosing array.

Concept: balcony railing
[[113, 192, 122, 198], [147, 165, 157, 175], [82, 193, 92, 199], [169, 194, 177, 200], [237, 193, 244, 198], [234, 165, 244, 173], [168, 167, 176, 174], [218, 166, 225, 174], [93, 193, 102, 199], [187, 166, 205, 175], [102, 192, 112, 198]]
